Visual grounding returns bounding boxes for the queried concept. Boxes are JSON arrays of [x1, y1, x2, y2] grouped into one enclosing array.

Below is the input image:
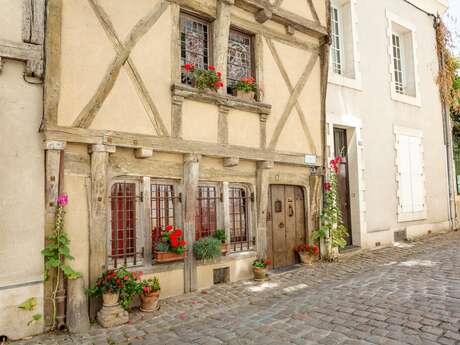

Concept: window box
[[154, 251, 185, 263], [171, 83, 271, 115]]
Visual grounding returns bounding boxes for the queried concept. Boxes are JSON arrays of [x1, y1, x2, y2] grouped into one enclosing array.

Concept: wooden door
[[267, 185, 306, 269], [333, 128, 353, 246]]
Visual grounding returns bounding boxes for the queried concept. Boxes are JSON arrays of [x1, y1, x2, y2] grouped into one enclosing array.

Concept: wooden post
[[213, 0, 234, 93], [256, 160, 273, 257], [143, 176, 153, 266], [88, 144, 115, 319], [183, 153, 200, 293], [222, 182, 231, 244], [218, 105, 230, 145], [43, 140, 65, 329]]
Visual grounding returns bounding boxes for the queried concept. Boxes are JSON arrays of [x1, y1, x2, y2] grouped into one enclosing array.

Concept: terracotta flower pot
[[140, 290, 160, 312], [298, 252, 314, 265], [102, 292, 120, 307], [236, 90, 255, 101], [221, 243, 229, 256], [154, 251, 185, 263], [253, 267, 267, 280]]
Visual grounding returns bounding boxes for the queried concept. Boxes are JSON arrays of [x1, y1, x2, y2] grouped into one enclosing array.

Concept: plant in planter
[[312, 156, 349, 261], [192, 236, 222, 261], [214, 229, 229, 255], [295, 243, 319, 265], [136, 277, 160, 313], [234, 77, 257, 101], [87, 267, 139, 310], [154, 226, 188, 263], [184, 64, 224, 92], [252, 258, 271, 280]]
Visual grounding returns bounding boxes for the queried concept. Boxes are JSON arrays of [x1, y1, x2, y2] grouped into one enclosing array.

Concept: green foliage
[[214, 229, 227, 243], [236, 77, 257, 93], [27, 314, 42, 327], [18, 298, 37, 311], [135, 277, 161, 296], [155, 242, 170, 252], [252, 258, 271, 268], [186, 65, 223, 92], [193, 237, 222, 261], [312, 158, 349, 253], [87, 267, 139, 310]]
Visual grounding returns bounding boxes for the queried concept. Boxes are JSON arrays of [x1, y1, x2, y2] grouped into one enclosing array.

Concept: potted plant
[[234, 77, 257, 101], [214, 229, 229, 255], [154, 226, 188, 263], [252, 258, 271, 280], [88, 267, 139, 310], [136, 277, 161, 313], [192, 236, 222, 261], [295, 243, 319, 265], [184, 64, 224, 93]]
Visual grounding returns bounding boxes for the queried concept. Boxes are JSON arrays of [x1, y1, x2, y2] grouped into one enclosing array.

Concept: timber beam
[[43, 126, 321, 167]]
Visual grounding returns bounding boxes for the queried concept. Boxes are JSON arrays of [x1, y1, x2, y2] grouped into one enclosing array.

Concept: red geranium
[[324, 182, 331, 191], [184, 64, 192, 72], [208, 65, 216, 71]]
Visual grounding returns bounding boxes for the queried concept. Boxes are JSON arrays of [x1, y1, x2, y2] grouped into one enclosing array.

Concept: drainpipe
[[435, 16, 457, 230], [56, 149, 67, 330]]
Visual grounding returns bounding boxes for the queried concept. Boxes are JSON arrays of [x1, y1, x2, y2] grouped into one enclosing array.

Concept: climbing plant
[[312, 157, 348, 259], [41, 194, 81, 330]]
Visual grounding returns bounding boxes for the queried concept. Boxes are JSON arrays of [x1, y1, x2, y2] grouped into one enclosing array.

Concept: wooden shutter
[[397, 132, 425, 221]]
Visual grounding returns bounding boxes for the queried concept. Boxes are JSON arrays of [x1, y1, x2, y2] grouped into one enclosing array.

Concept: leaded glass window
[[180, 13, 210, 85], [227, 29, 254, 94]]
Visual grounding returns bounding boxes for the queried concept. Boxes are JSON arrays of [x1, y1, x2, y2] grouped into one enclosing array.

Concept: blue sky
[[445, 0, 460, 57]]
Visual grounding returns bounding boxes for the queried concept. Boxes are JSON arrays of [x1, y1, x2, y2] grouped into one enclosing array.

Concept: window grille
[[180, 13, 210, 85], [392, 34, 404, 94], [195, 186, 218, 239], [331, 6, 343, 75], [229, 187, 251, 252], [227, 29, 254, 94], [109, 182, 143, 268], [151, 184, 177, 247]]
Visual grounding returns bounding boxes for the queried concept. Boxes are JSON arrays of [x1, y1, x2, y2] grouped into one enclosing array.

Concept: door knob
[[288, 205, 294, 217]]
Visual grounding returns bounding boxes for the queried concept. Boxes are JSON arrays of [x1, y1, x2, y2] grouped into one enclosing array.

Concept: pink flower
[[324, 182, 331, 191], [57, 194, 68, 206]]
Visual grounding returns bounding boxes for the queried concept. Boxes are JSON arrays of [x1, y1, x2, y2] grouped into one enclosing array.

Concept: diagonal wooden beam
[[72, 1, 169, 129], [266, 38, 317, 152], [307, 0, 320, 23], [86, 0, 169, 136]]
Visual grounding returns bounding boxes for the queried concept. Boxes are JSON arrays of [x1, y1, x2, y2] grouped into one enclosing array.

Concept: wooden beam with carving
[[72, 1, 169, 129], [43, 125, 320, 167]]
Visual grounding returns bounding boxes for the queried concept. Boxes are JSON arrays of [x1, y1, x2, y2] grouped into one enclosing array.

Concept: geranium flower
[[217, 72, 222, 78], [265, 260, 272, 266], [324, 182, 331, 191], [313, 246, 319, 255], [184, 64, 191, 72], [124, 275, 129, 281], [57, 194, 68, 206], [180, 240, 186, 246], [143, 286, 151, 294], [214, 81, 224, 88], [174, 229, 183, 237], [208, 65, 216, 71], [171, 238, 179, 247], [165, 225, 173, 231]]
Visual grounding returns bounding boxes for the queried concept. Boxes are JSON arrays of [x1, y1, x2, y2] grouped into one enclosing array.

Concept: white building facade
[[326, 0, 453, 249]]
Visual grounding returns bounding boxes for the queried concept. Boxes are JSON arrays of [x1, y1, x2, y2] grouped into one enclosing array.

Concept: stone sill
[[172, 83, 271, 115], [196, 250, 257, 266]]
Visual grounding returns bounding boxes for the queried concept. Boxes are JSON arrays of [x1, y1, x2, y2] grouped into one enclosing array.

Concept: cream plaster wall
[[0, 56, 44, 340], [143, 270, 184, 299], [326, 0, 450, 248]]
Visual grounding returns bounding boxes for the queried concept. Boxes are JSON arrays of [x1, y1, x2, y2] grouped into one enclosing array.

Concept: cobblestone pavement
[[13, 231, 460, 345]]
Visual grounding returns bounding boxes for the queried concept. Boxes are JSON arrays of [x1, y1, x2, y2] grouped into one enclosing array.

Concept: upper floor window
[[329, 0, 360, 88], [180, 13, 211, 84], [331, 6, 343, 75], [387, 12, 420, 106], [227, 29, 254, 95]]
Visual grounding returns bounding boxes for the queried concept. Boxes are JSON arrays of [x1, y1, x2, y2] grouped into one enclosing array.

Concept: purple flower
[[57, 194, 68, 206]]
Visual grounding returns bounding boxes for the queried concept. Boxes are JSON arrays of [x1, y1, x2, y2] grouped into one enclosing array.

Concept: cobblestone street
[[13, 231, 460, 345]]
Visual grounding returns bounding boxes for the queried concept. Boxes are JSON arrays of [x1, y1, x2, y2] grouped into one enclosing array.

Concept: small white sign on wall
[[304, 154, 317, 165]]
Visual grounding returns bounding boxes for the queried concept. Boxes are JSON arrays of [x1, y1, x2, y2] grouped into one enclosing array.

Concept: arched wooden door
[[266, 185, 306, 269]]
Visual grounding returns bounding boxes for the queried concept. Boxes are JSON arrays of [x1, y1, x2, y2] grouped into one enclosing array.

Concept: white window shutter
[[398, 136, 413, 214], [409, 137, 424, 212]]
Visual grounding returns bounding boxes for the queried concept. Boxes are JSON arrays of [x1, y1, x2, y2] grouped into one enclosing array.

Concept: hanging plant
[[41, 194, 81, 329], [312, 157, 349, 260]]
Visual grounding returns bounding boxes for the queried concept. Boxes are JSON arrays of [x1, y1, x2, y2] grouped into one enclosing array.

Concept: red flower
[[143, 286, 151, 294], [324, 182, 331, 191], [214, 81, 224, 88], [313, 246, 319, 255], [116, 278, 121, 284], [174, 229, 183, 237], [208, 65, 216, 71], [124, 275, 129, 281], [217, 72, 222, 78], [179, 240, 186, 246], [171, 238, 179, 247], [166, 225, 173, 231], [265, 260, 272, 266], [184, 64, 191, 72]]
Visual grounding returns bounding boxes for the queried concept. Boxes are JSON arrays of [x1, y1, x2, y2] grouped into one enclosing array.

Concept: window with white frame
[[387, 13, 419, 103], [329, 0, 359, 85], [395, 128, 426, 222]]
